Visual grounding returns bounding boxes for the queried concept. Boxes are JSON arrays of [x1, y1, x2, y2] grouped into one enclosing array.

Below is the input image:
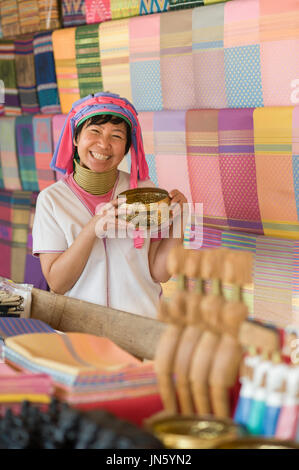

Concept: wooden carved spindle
[[189, 248, 229, 416], [208, 251, 253, 419], [173, 249, 205, 415], [154, 245, 188, 414]]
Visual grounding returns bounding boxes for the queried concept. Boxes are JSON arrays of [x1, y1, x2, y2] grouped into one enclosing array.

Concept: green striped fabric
[[75, 24, 103, 98]]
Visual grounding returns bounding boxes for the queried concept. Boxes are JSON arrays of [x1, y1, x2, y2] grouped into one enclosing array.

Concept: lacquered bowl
[[144, 414, 247, 449], [118, 187, 171, 228]]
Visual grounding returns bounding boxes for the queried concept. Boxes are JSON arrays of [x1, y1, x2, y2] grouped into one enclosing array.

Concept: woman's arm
[[39, 215, 99, 294], [148, 189, 187, 284]]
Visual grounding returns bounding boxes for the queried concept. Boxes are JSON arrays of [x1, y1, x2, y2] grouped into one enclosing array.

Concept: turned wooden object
[[154, 245, 188, 413], [189, 248, 229, 416], [173, 250, 205, 415], [208, 251, 253, 418]]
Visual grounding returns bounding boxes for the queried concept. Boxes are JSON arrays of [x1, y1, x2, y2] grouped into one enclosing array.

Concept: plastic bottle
[[234, 347, 261, 427], [246, 353, 272, 435], [262, 352, 288, 437], [275, 366, 299, 441]]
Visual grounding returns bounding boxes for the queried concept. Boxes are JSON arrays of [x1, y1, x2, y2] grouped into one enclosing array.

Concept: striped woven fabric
[[139, 0, 169, 14], [33, 31, 61, 114], [0, 189, 12, 279], [224, 0, 263, 108], [259, 0, 299, 107], [10, 190, 32, 283], [14, 36, 40, 114], [15, 116, 39, 191], [169, 0, 203, 10], [85, 0, 111, 24], [138, 112, 157, 184], [37, 0, 61, 31], [99, 18, 132, 101], [110, 0, 139, 19], [0, 159, 3, 189], [4, 333, 158, 403], [75, 23, 103, 98], [192, 2, 227, 108], [0, 318, 54, 339], [24, 192, 49, 289], [154, 111, 192, 202], [160, 9, 195, 110], [17, 0, 40, 34], [253, 107, 299, 240], [218, 108, 263, 234], [0, 0, 21, 37], [0, 117, 22, 190], [186, 109, 228, 231], [52, 114, 67, 181], [0, 41, 21, 116], [52, 28, 80, 114], [62, 0, 86, 26], [33, 115, 56, 191], [254, 237, 294, 328], [129, 15, 163, 111]]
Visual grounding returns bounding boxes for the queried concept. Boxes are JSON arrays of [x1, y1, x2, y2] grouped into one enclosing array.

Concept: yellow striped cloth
[[99, 18, 132, 100], [52, 27, 80, 114]]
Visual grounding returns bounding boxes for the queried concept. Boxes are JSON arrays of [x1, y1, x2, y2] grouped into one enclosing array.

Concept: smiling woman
[[32, 92, 187, 319]]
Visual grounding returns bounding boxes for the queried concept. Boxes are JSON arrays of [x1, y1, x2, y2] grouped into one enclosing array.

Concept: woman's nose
[[96, 134, 111, 150]]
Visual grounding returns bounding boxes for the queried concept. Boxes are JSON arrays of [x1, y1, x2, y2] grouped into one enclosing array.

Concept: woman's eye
[[112, 134, 122, 139]]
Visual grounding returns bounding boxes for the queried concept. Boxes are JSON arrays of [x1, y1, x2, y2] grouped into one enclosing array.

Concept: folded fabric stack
[[0, 363, 53, 416], [3, 331, 159, 407]]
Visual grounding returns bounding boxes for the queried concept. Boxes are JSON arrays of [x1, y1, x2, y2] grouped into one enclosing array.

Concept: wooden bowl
[[144, 414, 246, 449], [118, 187, 171, 228]]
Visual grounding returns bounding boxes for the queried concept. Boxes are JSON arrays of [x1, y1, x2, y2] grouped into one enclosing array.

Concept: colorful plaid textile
[[0, 117, 22, 190], [85, 0, 111, 24], [99, 18, 132, 101], [0, 318, 54, 339], [33, 32, 61, 114], [218, 108, 263, 234], [0, 41, 21, 116], [138, 112, 157, 184], [110, 0, 139, 19], [62, 0, 86, 26], [33, 115, 56, 191], [14, 36, 40, 114], [75, 24, 103, 98], [52, 28, 80, 115], [154, 110, 192, 202], [160, 9, 195, 110], [24, 192, 49, 290], [192, 2, 227, 108], [15, 116, 39, 191], [186, 109, 227, 230], [253, 107, 299, 240], [11, 190, 32, 283], [0, 1, 20, 37], [139, 0, 169, 14], [0, 190, 12, 279], [129, 15, 162, 111]]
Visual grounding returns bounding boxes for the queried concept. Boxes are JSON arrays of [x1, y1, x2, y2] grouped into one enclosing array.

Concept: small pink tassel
[[133, 229, 144, 249]]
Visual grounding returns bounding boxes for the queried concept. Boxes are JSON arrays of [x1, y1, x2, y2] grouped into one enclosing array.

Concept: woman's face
[[74, 120, 128, 172]]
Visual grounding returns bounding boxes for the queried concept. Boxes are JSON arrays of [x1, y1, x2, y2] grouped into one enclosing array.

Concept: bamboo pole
[[30, 287, 166, 360]]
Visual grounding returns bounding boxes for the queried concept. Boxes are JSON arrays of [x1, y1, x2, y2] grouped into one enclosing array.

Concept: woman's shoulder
[[36, 178, 71, 203]]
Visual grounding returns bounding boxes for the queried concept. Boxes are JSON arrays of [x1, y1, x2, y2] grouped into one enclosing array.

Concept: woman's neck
[[73, 159, 118, 195]]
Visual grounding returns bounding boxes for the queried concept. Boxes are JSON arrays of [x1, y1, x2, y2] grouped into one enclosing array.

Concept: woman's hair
[[74, 114, 132, 154]]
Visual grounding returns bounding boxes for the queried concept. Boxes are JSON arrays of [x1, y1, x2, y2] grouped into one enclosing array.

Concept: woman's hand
[[169, 189, 189, 234], [93, 198, 135, 239]]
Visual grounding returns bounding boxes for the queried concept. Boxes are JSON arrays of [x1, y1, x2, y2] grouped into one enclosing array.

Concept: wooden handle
[[201, 248, 229, 280], [184, 249, 203, 278], [222, 251, 253, 285], [166, 245, 186, 278]]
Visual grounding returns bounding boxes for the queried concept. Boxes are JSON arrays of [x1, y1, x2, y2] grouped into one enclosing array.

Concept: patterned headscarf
[[50, 92, 149, 188]]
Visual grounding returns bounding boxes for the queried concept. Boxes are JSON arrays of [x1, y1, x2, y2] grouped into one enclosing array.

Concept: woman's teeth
[[90, 151, 111, 161]]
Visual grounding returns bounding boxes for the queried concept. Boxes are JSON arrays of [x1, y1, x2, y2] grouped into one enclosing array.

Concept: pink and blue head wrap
[[50, 92, 149, 189]]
